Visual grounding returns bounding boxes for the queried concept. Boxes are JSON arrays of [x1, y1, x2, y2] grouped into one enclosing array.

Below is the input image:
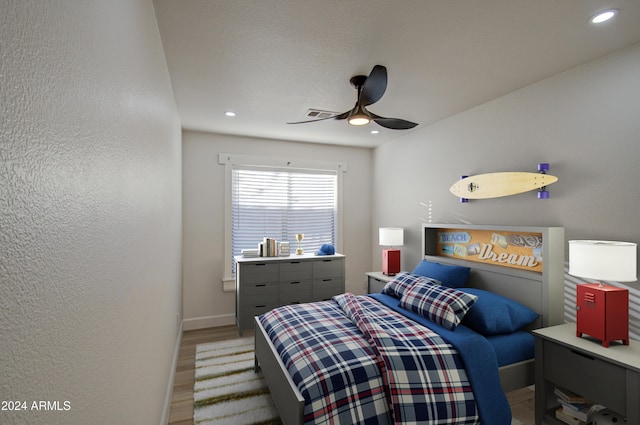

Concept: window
[[220, 154, 346, 287]]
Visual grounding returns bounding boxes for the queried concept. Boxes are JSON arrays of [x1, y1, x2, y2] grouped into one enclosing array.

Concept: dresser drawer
[[543, 340, 626, 413], [313, 278, 344, 301], [242, 290, 278, 306], [313, 258, 344, 278], [238, 262, 279, 284], [279, 260, 312, 281], [240, 281, 278, 297], [279, 280, 312, 304], [241, 303, 279, 322]]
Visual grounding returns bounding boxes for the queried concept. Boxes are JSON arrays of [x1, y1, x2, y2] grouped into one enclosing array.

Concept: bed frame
[[254, 223, 565, 425]]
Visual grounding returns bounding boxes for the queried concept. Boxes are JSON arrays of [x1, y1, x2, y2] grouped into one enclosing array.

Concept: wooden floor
[[167, 325, 240, 425], [167, 325, 535, 425]]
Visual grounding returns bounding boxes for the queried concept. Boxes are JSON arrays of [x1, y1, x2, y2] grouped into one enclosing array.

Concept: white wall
[[182, 131, 372, 328], [0, 1, 182, 424], [372, 43, 640, 336]]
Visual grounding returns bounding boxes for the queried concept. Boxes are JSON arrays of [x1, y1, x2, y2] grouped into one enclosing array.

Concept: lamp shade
[[379, 228, 404, 246], [569, 240, 637, 282]]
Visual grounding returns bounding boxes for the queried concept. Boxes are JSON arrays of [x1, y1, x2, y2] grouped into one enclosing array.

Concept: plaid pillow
[[381, 272, 440, 299], [399, 282, 478, 330]]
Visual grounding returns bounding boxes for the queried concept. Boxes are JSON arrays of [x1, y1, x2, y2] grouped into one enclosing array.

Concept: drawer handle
[[290, 281, 300, 285], [570, 349, 595, 360], [322, 279, 332, 282], [255, 263, 267, 266], [255, 284, 266, 287], [322, 259, 332, 263], [255, 304, 266, 308], [290, 261, 300, 264]]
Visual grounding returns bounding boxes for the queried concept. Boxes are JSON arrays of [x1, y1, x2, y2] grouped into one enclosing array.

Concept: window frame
[[219, 153, 346, 291]]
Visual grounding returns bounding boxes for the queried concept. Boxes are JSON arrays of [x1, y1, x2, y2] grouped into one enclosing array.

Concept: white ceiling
[[154, 0, 640, 148]]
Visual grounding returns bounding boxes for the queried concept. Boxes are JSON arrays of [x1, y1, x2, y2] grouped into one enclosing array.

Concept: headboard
[[422, 223, 565, 327]]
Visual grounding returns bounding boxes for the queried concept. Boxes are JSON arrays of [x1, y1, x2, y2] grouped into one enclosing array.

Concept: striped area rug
[[194, 337, 281, 425]]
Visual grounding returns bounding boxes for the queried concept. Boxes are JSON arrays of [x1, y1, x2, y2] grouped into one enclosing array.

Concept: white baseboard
[[183, 314, 235, 331], [160, 320, 183, 425]]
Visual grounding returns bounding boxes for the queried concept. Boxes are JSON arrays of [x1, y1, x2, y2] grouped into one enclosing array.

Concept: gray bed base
[[254, 223, 564, 425]]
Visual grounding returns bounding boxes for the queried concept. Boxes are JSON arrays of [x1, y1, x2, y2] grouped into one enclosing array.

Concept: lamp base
[[576, 283, 629, 347], [382, 249, 400, 276]]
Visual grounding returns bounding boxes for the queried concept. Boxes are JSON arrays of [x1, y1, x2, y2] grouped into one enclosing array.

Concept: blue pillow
[[460, 288, 539, 335], [381, 272, 440, 299], [399, 282, 478, 330], [412, 260, 470, 288]]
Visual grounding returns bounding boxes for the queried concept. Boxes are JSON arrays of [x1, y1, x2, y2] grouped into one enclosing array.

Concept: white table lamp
[[569, 240, 637, 284], [569, 240, 637, 347]]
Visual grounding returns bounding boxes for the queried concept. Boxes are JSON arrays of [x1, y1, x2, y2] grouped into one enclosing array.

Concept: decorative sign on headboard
[[437, 229, 543, 272]]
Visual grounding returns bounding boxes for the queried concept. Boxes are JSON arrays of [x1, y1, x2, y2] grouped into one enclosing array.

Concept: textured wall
[[0, 1, 182, 424]]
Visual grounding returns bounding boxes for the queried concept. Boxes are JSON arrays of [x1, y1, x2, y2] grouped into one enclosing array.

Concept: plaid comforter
[[259, 293, 487, 424]]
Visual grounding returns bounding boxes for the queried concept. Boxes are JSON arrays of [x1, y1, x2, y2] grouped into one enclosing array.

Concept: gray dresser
[[235, 253, 345, 335]]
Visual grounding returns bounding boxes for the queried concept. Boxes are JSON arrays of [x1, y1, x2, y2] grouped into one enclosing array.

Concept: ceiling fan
[[287, 65, 418, 130]]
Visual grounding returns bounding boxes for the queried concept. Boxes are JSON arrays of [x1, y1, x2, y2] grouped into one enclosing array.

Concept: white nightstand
[[365, 271, 397, 294]]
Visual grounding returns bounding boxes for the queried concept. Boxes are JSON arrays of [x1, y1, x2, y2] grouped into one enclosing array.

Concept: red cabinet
[[382, 249, 400, 276], [576, 283, 628, 347]]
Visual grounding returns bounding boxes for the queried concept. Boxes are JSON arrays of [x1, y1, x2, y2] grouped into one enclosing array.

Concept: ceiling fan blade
[[333, 110, 351, 120], [287, 110, 349, 124], [359, 65, 387, 106], [370, 112, 418, 130]]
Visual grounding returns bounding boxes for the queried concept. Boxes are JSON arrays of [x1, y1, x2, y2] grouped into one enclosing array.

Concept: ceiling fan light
[[348, 103, 370, 126], [348, 115, 370, 126]]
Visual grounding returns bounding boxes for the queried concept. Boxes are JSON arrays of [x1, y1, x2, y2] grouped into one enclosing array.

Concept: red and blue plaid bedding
[[259, 293, 509, 424], [335, 293, 479, 424], [260, 299, 392, 424]]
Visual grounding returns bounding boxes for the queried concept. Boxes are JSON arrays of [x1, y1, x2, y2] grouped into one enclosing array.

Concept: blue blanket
[[368, 292, 512, 424]]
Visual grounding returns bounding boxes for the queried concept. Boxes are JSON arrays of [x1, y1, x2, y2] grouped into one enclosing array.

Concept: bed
[[254, 223, 565, 425]]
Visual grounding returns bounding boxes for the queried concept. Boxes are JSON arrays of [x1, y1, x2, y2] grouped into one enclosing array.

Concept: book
[[555, 408, 585, 425], [260, 238, 281, 257], [241, 248, 259, 257], [554, 386, 593, 405], [279, 241, 290, 256], [561, 401, 605, 422]]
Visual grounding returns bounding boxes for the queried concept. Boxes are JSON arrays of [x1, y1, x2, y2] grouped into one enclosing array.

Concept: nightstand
[[365, 271, 396, 294], [533, 322, 640, 425]]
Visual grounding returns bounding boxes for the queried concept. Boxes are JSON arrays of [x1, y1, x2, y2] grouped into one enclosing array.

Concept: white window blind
[[231, 166, 337, 272]]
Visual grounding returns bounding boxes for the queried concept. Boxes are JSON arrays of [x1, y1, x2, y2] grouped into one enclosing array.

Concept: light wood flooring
[[167, 325, 535, 425]]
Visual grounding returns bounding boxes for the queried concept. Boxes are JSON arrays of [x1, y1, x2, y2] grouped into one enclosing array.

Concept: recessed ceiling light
[[370, 130, 380, 134], [589, 8, 618, 24], [224, 111, 236, 117]]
